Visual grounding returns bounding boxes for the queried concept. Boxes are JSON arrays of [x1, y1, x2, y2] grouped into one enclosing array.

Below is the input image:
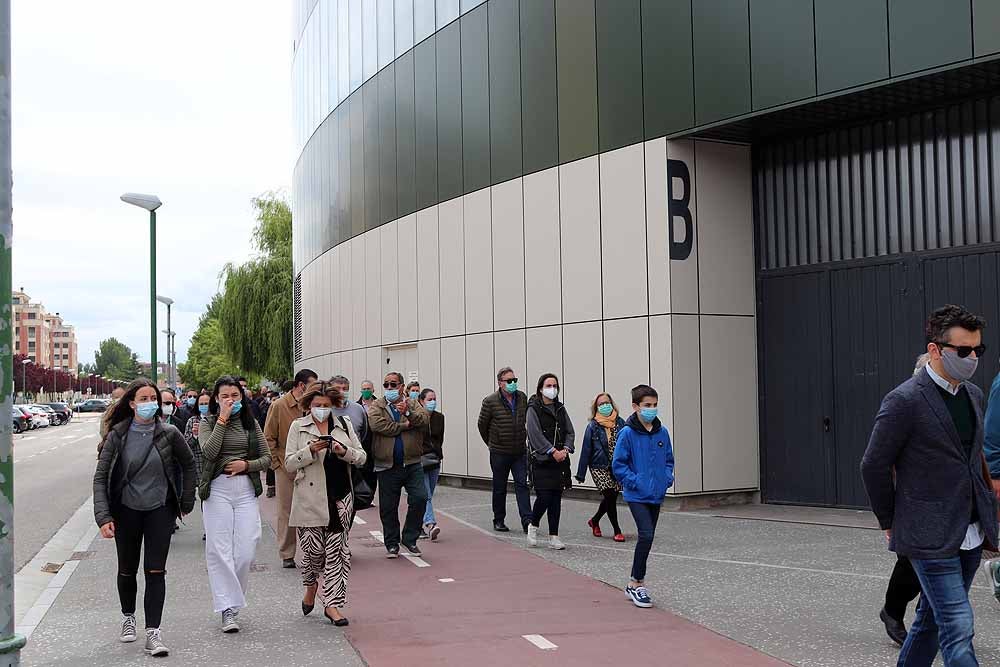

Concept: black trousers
[[530, 489, 563, 535], [377, 463, 427, 550], [884, 555, 922, 621], [489, 451, 531, 527], [114, 504, 175, 628]]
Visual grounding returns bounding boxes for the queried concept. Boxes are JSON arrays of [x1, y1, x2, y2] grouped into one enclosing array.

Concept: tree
[[78, 362, 96, 376], [14, 355, 79, 397], [94, 337, 140, 381], [179, 295, 236, 391], [217, 192, 292, 380]]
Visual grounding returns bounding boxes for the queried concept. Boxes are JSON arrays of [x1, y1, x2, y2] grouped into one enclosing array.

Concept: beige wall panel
[[364, 231, 383, 347], [491, 179, 527, 331], [438, 199, 466, 337], [379, 223, 400, 345], [416, 207, 441, 340], [440, 336, 468, 476], [600, 144, 648, 319], [464, 189, 495, 335], [669, 314, 703, 494], [396, 214, 419, 342], [465, 333, 495, 478], [561, 321, 604, 448], [666, 139, 699, 314], [523, 168, 562, 327], [559, 156, 603, 323]]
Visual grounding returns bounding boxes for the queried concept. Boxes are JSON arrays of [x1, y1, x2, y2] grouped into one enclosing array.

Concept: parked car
[[14, 406, 35, 430], [12, 407, 28, 434], [46, 402, 72, 425], [75, 399, 108, 413], [17, 405, 48, 429], [34, 405, 59, 426]]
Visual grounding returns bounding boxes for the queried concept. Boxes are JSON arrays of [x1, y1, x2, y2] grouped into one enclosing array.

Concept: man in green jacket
[[368, 371, 430, 558], [477, 366, 530, 533]]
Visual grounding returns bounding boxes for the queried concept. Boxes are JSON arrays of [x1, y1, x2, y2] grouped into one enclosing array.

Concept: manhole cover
[[250, 563, 269, 572], [41, 562, 63, 574], [69, 551, 96, 561]]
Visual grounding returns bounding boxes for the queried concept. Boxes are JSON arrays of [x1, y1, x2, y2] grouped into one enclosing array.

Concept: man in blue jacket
[[612, 384, 674, 609], [980, 370, 1000, 602]]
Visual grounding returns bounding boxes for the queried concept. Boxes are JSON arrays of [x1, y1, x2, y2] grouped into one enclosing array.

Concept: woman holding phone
[[286, 381, 366, 626], [199, 376, 271, 634]]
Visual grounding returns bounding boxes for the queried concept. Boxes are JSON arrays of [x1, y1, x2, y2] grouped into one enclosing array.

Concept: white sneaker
[[119, 614, 137, 643], [526, 523, 538, 547], [549, 535, 566, 550], [221, 607, 240, 633], [144, 628, 169, 656], [427, 523, 441, 541]]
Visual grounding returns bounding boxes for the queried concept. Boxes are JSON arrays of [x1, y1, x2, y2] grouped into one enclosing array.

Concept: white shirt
[[923, 365, 985, 550]]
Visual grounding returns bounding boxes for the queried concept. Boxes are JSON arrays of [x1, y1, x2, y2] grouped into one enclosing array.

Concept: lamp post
[[121, 193, 162, 384], [20, 358, 28, 402], [157, 295, 173, 389]]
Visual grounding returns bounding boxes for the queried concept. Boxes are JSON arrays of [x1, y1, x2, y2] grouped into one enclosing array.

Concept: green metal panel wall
[[414, 39, 438, 211], [436, 22, 464, 202], [888, 0, 972, 76], [596, 0, 643, 152], [461, 6, 491, 193], [974, 0, 1000, 57], [750, 0, 816, 109], [378, 65, 397, 225], [488, 0, 522, 184], [363, 82, 380, 231], [693, 0, 751, 125], [555, 0, 598, 163], [519, 0, 558, 174], [641, 0, 694, 138], [395, 52, 417, 217], [815, 0, 889, 93], [349, 94, 365, 238]]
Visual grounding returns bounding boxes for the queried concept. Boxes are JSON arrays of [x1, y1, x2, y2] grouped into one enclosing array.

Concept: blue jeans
[[898, 547, 982, 667], [627, 502, 661, 582], [423, 466, 440, 525]]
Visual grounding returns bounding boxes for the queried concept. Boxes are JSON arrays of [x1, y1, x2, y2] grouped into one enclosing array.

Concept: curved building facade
[[292, 0, 1000, 504]]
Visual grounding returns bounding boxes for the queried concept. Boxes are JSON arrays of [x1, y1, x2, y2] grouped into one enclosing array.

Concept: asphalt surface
[[13, 414, 102, 570]]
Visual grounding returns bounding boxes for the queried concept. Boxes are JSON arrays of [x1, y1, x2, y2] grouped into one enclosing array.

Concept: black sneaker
[[493, 520, 510, 532], [417, 528, 430, 540], [282, 558, 297, 569], [402, 542, 422, 556], [386, 546, 400, 559]]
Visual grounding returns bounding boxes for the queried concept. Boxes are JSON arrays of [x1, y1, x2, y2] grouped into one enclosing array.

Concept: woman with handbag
[[286, 381, 366, 626], [200, 376, 272, 634], [525, 373, 575, 550], [576, 392, 627, 542], [419, 388, 445, 541]]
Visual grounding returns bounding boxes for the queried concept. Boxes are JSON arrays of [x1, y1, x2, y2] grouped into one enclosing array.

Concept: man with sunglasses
[[367, 372, 430, 557], [862, 305, 998, 667], [477, 366, 531, 533]]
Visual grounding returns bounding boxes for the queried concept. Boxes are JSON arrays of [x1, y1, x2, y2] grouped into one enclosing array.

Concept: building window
[[28, 341, 35, 350], [27, 327, 35, 337], [26, 312, 35, 319]]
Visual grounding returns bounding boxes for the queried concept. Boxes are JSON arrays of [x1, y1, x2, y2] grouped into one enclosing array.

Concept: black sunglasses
[[937, 342, 987, 359], [501, 377, 518, 384], [383, 381, 401, 389]]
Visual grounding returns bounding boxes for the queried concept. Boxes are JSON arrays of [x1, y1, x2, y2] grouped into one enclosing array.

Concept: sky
[[10, 1, 293, 369]]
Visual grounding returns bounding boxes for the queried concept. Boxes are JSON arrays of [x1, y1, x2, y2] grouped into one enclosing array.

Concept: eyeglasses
[[383, 381, 401, 389], [937, 342, 987, 358], [501, 377, 518, 384]]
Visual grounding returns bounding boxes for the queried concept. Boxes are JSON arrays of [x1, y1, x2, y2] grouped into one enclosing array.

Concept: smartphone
[[317, 435, 334, 443]]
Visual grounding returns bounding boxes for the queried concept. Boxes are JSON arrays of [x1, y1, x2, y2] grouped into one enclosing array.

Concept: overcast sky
[[11, 1, 293, 369]]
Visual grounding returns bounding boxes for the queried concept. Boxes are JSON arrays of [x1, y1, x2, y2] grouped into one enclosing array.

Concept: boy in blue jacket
[[612, 384, 675, 608]]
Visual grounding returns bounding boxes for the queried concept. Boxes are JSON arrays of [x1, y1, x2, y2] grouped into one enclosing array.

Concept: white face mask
[[542, 386, 559, 400], [161, 403, 175, 416], [311, 407, 332, 422]]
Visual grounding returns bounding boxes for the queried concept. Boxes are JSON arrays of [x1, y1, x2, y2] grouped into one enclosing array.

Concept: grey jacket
[[861, 368, 999, 559]]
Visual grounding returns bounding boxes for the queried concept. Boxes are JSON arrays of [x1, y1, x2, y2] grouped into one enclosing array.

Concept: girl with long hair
[[576, 392, 627, 541]]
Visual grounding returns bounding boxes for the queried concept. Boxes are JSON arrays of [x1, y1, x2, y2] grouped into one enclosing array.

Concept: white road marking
[[369, 530, 383, 542], [61, 435, 76, 440], [21, 436, 35, 441], [353, 515, 366, 525], [523, 635, 558, 650], [438, 578, 455, 583], [369, 530, 430, 567]]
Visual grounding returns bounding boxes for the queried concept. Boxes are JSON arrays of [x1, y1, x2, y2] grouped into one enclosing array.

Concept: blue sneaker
[[625, 585, 653, 608], [983, 559, 1000, 604]]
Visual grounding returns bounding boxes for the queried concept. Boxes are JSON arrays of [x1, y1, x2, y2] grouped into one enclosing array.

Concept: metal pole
[[165, 303, 171, 388], [149, 210, 157, 384], [0, 2, 24, 662]]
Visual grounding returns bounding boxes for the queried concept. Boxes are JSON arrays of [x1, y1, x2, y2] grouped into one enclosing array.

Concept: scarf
[[594, 409, 618, 442]]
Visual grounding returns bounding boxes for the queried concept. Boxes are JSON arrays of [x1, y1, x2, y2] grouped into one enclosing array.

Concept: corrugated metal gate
[[756, 95, 1000, 507]]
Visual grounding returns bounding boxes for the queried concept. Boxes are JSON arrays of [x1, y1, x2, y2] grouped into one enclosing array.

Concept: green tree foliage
[[178, 294, 260, 391], [94, 337, 140, 380], [217, 192, 292, 380]]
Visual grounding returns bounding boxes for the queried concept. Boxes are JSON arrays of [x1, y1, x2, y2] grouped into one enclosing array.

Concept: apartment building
[[13, 289, 78, 375]]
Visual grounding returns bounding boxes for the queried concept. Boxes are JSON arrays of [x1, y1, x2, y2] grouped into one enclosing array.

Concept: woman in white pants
[[199, 375, 271, 633], [286, 381, 366, 626]]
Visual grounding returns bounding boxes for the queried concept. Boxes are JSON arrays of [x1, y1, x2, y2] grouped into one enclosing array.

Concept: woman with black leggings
[[576, 392, 627, 542], [525, 373, 575, 550], [93, 378, 196, 657]]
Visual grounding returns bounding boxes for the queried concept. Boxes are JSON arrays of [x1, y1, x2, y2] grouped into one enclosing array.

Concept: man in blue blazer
[[862, 304, 998, 667]]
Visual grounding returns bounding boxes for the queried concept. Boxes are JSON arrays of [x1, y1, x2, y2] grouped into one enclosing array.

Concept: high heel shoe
[[324, 608, 349, 626], [302, 585, 318, 616]]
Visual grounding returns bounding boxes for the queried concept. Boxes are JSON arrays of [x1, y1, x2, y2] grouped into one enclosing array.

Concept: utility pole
[[0, 2, 25, 663]]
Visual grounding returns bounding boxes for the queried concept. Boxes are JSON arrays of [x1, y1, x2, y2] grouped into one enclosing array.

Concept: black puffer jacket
[[93, 419, 196, 528], [477, 389, 529, 456]]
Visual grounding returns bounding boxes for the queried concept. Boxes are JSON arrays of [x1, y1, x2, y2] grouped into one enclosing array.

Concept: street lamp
[[157, 294, 174, 389], [20, 358, 29, 401], [121, 192, 162, 383]]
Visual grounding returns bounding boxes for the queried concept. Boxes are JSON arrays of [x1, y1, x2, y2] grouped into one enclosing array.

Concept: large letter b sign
[[667, 159, 692, 261]]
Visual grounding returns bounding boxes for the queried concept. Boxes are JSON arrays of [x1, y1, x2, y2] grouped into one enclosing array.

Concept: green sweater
[[199, 416, 271, 499]]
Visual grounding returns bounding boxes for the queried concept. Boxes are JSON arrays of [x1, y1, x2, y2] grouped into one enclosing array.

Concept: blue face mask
[[198, 404, 209, 415], [597, 403, 613, 417], [384, 389, 400, 402], [186, 397, 196, 407], [425, 400, 437, 412], [135, 402, 159, 420], [639, 407, 658, 423], [505, 381, 518, 394], [409, 390, 420, 401], [230, 401, 242, 415]]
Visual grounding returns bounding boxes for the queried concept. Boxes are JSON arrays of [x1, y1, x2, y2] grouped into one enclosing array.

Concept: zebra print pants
[[298, 494, 353, 608]]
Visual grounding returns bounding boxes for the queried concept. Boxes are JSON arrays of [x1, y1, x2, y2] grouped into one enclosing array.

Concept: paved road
[[13, 414, 101, 570]]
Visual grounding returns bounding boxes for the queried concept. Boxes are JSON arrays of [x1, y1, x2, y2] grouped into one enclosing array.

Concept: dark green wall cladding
[[693, 0, 751, 125], [641, 0, 693, 138], [519, 0, 558, 174], [461, 6, 491, 193], [294, 0, 999, 270], [555, 0, 598, 163], [436, 22, 464, 202], [488, 0, 522, 184], [815, 0, 889, 93], [378, 65, 398, 225], [889, 0, 971, 76], [596, 0, 643, 152], [750, 0, 816, 110], [414, 39, 438, 211], [395, 52, 417, 217]]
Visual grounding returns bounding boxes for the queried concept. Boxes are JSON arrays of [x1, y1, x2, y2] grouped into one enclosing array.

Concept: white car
[[16, 404, 48, 429]]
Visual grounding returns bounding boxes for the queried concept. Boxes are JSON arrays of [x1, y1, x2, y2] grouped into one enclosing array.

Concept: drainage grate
[[69, 551, 96, 561], [250, 562, 269, 572], [41, 562, 63, 574]]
